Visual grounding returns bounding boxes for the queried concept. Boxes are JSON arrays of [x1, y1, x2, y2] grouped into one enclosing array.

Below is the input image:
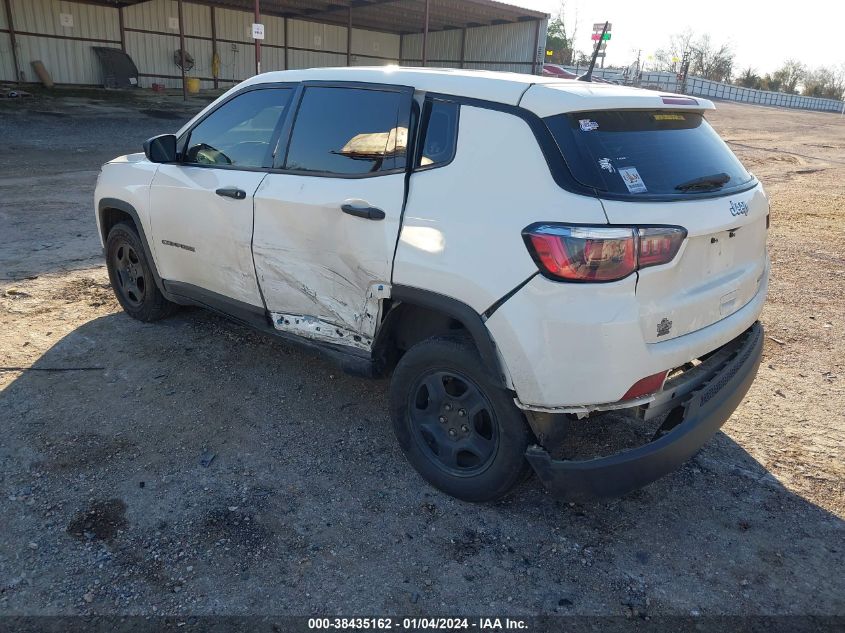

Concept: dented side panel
[[270, 282, 390, 350], [253, 173, 405, 345]]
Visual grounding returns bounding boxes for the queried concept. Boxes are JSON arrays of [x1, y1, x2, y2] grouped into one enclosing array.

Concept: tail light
[[523, 224, 686, 282]]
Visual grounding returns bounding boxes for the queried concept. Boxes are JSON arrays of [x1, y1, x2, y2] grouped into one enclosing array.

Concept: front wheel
[[105, 222, 176, 322], [389, 336, 533, 502]]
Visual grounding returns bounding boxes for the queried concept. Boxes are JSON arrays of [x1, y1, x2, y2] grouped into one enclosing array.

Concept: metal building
[[0, 0, 548, 90]]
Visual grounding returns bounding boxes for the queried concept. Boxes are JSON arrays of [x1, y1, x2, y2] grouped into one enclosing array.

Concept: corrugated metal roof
[[85, 0, 547, 34]]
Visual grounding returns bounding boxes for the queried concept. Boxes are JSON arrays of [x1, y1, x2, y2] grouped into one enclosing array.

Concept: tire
[[105, 222, 176, 322], [389, 335, 533, 502]]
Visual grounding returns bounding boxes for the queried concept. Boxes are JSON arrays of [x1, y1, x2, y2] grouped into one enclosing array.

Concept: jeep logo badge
[[729, 200, 749, 217], [657, 317, 673, 337]]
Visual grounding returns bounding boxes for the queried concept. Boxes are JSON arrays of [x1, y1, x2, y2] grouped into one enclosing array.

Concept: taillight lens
[[524, 224, 686, 282], [527, 226, 635, 282], [637, 227, 686, 268]]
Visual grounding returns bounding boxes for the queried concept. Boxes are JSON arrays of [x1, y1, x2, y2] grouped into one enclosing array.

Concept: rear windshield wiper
[[675, 172, 731, 191]]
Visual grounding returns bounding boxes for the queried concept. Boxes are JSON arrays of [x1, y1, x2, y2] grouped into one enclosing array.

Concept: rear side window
[[283, 87, 406, 175], [545, 110, 752, 196], [183, 88, 292, 168], [416, 100, 459, 169]]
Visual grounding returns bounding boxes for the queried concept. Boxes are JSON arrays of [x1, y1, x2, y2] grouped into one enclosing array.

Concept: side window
[[183, 88, 292, 168], [416, 100, 459, 169], [283, 87, 406, 175]]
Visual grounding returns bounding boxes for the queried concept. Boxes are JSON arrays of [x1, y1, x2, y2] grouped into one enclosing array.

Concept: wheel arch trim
[[386, 285, 508, 388], [98, 197, 166, 295]]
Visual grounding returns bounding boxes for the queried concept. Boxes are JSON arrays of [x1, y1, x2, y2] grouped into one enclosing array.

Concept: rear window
[[545, 110, 752, 196]]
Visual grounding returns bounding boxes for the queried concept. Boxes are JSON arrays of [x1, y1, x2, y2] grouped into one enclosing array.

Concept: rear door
[[545, 108, 768, 342], [253, 83, 413, 347]]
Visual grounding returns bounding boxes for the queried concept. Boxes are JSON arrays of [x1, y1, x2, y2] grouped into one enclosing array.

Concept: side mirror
[[143, 134, 178, 163]]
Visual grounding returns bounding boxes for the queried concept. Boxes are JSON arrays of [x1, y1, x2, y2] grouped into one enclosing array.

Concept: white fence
[[555, 67, 844, 114], [637, 71, 844, 114]]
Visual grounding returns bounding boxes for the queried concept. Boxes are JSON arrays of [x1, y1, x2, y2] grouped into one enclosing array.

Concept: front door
[[253, 84, 413, 347], [148, 86, 294, 308]]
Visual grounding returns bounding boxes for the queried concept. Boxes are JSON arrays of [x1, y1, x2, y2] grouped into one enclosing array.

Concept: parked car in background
[[542, 64, 621, 85], [542, 63, 577, 79], [95, 67, 768, 502]]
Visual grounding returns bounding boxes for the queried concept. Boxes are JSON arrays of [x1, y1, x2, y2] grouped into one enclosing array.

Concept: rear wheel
[[389, 336, 532, 502], [105, 222, 176, 322]]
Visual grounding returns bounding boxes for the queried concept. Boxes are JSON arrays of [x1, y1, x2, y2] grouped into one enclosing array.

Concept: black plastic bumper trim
[[526, 322, 764, 501]]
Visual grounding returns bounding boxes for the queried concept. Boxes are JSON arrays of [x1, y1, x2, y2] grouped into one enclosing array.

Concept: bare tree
[[802, 64, 845, 99], [771, 59, 806, 94], [689, 35, 734, 82], [654, 29, 694, 72]]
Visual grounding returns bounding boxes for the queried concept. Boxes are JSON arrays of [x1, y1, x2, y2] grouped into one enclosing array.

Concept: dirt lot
[[0, 90, 843, 618]]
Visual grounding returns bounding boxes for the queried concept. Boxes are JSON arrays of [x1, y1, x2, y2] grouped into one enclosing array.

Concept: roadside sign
[[591, 22, 611, 42], [251, 23, 265, 40]]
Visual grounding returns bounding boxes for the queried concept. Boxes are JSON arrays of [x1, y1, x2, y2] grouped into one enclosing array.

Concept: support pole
[[210, 5, 218, 89], [254, 0, 261, 75], [346, 3, 352, 67], [283, 16, 289, 70], [118, 6, 125, 52], [178, 0, 186, 100], [3, 0, 20, 82], [459, 27, 466, 69], [530, 19, 540, 75], [421, 0, 429, 66], [399, 33, 403, 65]]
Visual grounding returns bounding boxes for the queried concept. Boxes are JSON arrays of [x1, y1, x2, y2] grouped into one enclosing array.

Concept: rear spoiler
[[521, 84, 716, 118]]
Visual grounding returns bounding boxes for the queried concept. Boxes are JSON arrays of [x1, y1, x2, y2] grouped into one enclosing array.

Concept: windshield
[[545, 110, 753, 196]]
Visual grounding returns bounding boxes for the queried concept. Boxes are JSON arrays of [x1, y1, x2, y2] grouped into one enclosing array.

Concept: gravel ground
[[0, 90, 843, 618]]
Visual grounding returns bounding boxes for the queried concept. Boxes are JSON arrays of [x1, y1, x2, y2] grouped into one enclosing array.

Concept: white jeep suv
[[95, 67, 768, 502]]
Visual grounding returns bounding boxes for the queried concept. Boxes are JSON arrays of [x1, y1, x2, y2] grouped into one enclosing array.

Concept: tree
[[759, 73, 782, 92], [772, 59, 806, 94], [802, 64, 845, 100], [689, 34, 734, 82], [653, 30, 734, 81], [654, 29, 694, 72], [545, 2, 578, 65], [737, 67, 761, 89]]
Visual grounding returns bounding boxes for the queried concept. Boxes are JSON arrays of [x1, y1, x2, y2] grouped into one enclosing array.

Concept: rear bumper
[[485, 258, 769, 407], [525, 322, 763, 501]]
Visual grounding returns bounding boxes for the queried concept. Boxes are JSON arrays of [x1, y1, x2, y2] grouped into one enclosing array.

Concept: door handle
[[341, 203, 385, 220], [215, 187, 246, 200]]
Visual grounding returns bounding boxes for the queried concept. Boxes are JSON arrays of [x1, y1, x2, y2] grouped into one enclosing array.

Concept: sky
[[512, 0, 845, 74]]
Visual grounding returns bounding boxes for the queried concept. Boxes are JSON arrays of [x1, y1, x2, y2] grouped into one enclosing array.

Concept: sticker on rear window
[[598, 157, 615, 173], [652, 113, 686, 121], [618, 166, 647, 193], [579, 119, 599, 132]]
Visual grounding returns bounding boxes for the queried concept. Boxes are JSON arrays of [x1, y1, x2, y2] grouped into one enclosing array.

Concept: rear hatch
[[544, 108, 768, 343]]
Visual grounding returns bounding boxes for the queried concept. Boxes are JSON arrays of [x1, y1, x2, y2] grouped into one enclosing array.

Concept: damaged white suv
[[95, 67, 768, 502]]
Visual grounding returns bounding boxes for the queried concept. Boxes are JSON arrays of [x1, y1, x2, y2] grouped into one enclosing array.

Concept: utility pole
[[177, 0, 186, 101], [254, 0, 261, 75]]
